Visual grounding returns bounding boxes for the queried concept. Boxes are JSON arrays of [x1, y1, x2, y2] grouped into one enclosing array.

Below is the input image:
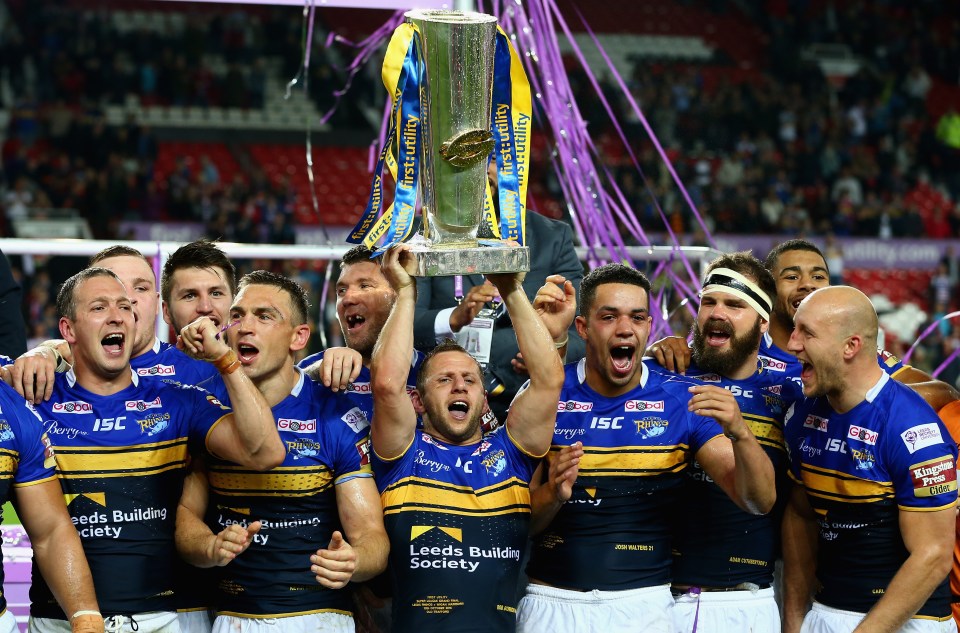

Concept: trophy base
[[410, 243, 530, 276]]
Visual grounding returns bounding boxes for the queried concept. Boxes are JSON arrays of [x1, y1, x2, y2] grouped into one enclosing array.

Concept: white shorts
[[29, 611, 180, 633], [516, 583, 673, 633], [177, 610, 213, 633], [801, 602, 958, 633], [0, 610, 18, 633], [673, 587, 780, 633], [212, 613, 354, 633]]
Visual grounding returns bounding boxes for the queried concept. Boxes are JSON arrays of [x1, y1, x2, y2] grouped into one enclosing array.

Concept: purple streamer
[[932, 347, 960, 380], [903, 310, 960, 363]]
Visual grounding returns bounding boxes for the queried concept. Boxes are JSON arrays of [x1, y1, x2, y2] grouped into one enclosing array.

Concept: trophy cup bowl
[[405, 9, 531, 276]]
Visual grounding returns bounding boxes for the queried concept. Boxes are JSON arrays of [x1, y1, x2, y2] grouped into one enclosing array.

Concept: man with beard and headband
[[782, 286, 957, 633], [664, 252, 801, 633], [28, 267, 284, 633], [516, 263, 776, 633], [174, 271, 388, 633], [8, 246, 222, 404], [370, 244, 566, 632]]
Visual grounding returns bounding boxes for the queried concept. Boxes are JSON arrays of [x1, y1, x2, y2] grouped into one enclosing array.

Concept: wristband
[[554, 334, 569, 349], [42, 345, 70, 373], [213, 349, 241, 375], [71, 611, 102, 620]]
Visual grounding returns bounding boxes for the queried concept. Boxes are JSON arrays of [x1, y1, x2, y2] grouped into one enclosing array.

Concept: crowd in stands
[[1, 0, 960, 372]]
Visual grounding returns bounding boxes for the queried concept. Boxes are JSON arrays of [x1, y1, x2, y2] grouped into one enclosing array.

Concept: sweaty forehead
[[339, 261, 384, 285], [173, 266, 228, 289], [426, 350, 482, 378], [96, 255, 155, 285], [590, 283, 649, 312], [775, 250, 827, 274], [233, 284, 289, 314]]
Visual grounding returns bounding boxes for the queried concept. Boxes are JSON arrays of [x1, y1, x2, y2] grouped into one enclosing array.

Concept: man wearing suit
[[413, 210, 585, 422]]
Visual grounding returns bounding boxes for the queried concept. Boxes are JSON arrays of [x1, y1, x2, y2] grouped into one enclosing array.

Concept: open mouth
[[799, 359, 814, 382], [705, 322, 732, 347], [101, 333, 124, 356], [610, 344, 636, 376], [345, 314, 366, 331], [237, 342, 259, 363], [448, 400, 470, 421]]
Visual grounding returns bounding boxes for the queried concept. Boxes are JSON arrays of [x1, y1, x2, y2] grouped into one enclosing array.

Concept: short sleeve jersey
[[0, 382, 58, 614], [297, 349, 422, 422], [31, 370, 230, 618], [666, 361, 802, 587], [784, 372, 958, 617], [131, 338, 220, 389], [527, 360, 724, 591], [372, 425, 539, 633], [205, 371, 373, 617]]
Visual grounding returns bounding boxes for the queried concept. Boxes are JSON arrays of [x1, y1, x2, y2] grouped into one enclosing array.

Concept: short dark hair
[[579, 263, 651, 316], [161, 239, 237, 304], [237, 270, 311, 325], [89, 245, 150, 267], [705, 251, 777, 314], [340, 246, 376, 269], [764, 239, 827, 274], [416, 339, 483, 395], [57, 267, 122, 320]]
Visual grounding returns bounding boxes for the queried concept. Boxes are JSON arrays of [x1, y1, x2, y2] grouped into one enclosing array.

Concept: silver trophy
[[405, 9, 530, 276]]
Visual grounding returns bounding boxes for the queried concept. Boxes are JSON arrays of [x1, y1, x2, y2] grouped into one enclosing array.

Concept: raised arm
[[8, 339, 71, 404], [781, 483, 820, 633], [488, 271, 565, 456], [852, 506, 955, 633], [175, 462, 259, 568], [370, 245, 420, 459], [16, 478, 103, 633], [178, 316, 285, 470], [311, 476, 389, 588], [689, 385, 775, 514]]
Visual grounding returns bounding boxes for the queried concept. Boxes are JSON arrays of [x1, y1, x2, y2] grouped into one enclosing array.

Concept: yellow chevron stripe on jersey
[[209, 466, 335, 497], [744, 415, 785, 451], [54, 438, 189, 478], [570, 444, 690, 476], [381, 476, 531, 517], [0, 452, 16, 476], [800, 463, 894, 503]]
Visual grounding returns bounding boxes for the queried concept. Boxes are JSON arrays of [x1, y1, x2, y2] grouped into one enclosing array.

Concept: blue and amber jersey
[[372, 425, 539, 633], [760, 333, 908, 380], [131, 338, 220, 390], [0, 355, 12, 367], [0, 382, 58, 614], [527, 360, 724, 591], [667, 361, 801, 587], [298, 349, 422, 422], [31, 370, 230, 619], [784, 373, 958, 618], [205, 371, 372, 618]]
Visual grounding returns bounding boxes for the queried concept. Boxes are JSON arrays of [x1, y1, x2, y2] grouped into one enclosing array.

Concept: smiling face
[[335, 261, 396, 361], [692, 290, 766, 378], [770, 249, 829, 325], [415, 350, 486, 445], [163, 265, 234, 332], [95, 255, 159, 358], [576, 283, 652, 397], [60, 275, 135, 381], [227, 284, 309, 385]]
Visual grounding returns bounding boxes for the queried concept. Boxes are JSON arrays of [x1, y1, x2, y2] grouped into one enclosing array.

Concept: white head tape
[[700, 267, 772, 321]]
